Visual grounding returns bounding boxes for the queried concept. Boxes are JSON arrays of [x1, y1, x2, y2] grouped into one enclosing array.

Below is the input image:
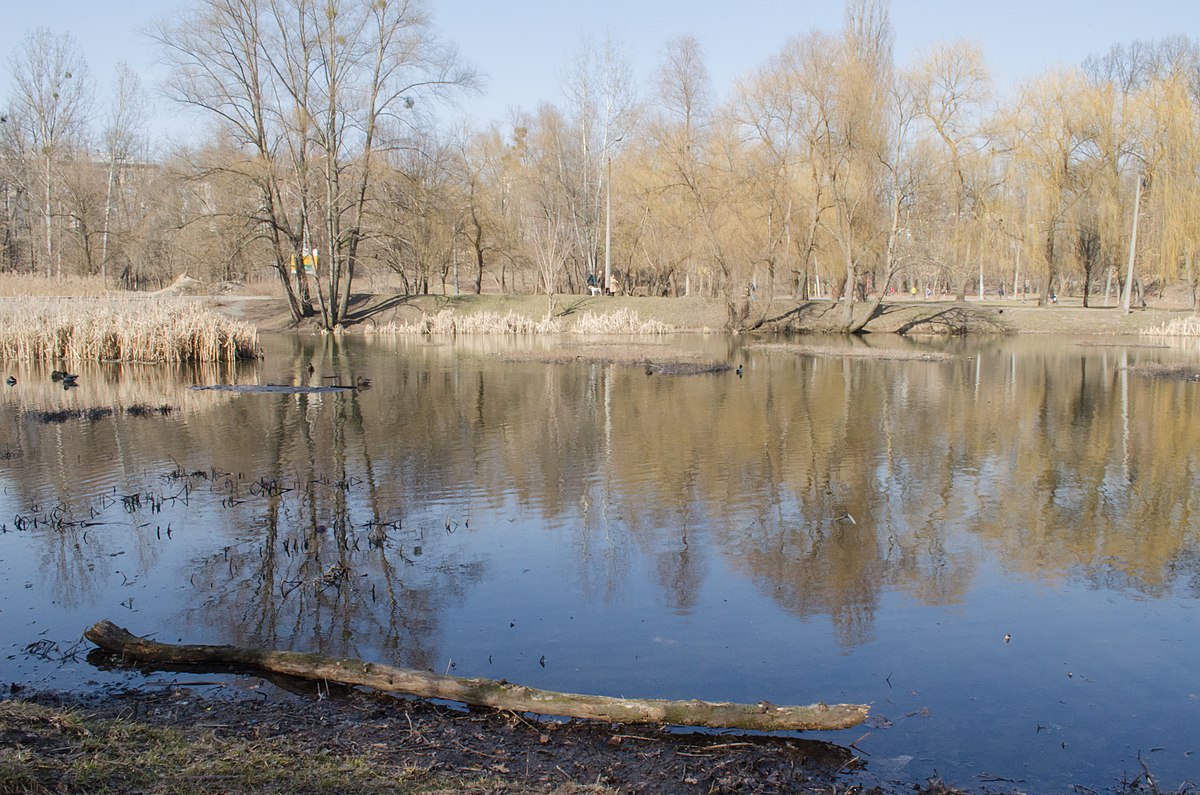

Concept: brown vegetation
[[0, 297, 259, 362], [2, 689, 888, 795]]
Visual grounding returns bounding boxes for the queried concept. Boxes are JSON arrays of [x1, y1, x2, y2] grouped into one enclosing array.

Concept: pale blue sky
[[1, 0, 1197, 145]]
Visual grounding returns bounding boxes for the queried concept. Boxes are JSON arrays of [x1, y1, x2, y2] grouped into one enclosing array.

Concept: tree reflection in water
[[4, 333, 1200, 791]]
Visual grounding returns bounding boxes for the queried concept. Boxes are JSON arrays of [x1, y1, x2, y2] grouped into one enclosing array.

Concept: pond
[[1, 332, 1198, 792]]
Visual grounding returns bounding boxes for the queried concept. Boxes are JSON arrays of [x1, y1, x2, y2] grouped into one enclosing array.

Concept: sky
[[1, 0, 1197, 145]]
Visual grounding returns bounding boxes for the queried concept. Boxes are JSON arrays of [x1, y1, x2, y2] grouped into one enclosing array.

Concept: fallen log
[[84, 620, 868, 732]]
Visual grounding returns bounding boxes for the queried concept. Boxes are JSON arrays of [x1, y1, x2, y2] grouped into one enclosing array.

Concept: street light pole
[[604, 152, 613, 294], [1121, 172, 1144, 315], [604, 136, 622, 295]]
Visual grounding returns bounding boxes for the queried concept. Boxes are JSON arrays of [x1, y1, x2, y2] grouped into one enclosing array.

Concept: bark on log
[[84, 620, 868, 731]]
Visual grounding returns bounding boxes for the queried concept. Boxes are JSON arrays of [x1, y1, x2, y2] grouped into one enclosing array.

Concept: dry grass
[[0, 297, 259, 363], [366, 308, 563, 334], [1143, 315, 1200, 336], [0, 699, 537, 795], [365, 307, 672, 335], [570, 308, 672, 334], [0, 273, 110, 297]]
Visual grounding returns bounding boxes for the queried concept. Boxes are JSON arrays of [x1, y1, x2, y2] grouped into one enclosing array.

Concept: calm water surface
[[2, 332, 1198, 792]]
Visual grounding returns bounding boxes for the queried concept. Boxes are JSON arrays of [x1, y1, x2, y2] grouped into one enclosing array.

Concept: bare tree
[[525, 211, 570, 307], [100, 62, 149, 284], [155, 0, 474, 328], [912, 42, 990, 301], [561, 34, 636, 293], [8, 28, 92, 278], [641, 35, 713, 298], [379, 134, 460, 294], [832, 0, 893, 324]]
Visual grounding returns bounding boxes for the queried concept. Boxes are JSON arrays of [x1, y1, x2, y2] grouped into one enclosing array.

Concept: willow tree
[[638, 35, 713, 298], [1003, 70, 1093, 306], [912, 42, 990, 301], [156, 0, 473, 329], [737, 33, 830, 306], [820, 0, 894, 327], [1133, 49, 1200, 306], [636, 33, 759, 309]]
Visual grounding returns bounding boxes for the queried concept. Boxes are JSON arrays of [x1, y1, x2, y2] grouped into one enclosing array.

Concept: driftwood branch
[[84, 620, 868, 731]]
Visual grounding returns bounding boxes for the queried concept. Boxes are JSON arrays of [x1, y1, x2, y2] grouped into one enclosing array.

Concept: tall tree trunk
[[1038, 225, 1055, 307]]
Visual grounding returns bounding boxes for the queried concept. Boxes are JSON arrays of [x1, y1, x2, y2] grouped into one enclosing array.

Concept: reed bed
[[366, 307, 672, 335], [0, 273, 111, 297], [0, 297, 259, 362], [571, 308, 673, 334], [1143, 315, 1200, 336], [367, 308, 563, 334]]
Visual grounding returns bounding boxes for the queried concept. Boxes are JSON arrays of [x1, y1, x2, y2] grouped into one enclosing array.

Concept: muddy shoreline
[[207, 292, 1192, 337], [5, 682, 948, 795]]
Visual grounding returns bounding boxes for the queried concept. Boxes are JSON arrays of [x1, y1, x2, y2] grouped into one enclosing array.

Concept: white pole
[[1122, 173, 1144, 315], [604, 153, 612, 293]]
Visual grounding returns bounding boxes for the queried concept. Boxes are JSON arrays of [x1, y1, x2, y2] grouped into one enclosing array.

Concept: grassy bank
[[0, 698, 512, 795], [5, 688, 1172, 795], [0, 298, 259, 363], [0, 689, 883, 795], [210, 290, 1197, 336]]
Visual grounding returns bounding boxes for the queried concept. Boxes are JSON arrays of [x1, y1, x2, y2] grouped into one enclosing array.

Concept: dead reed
[[0, 297, 259, 362], [366, 308, 562, 334], [366, 307, 672, 335], [1143, 315, 1200, 336], [0, 273, 110, 297], [570, 307, 673, 334]]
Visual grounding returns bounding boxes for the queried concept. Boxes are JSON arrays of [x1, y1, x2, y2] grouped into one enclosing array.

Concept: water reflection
[[2, 333, 1199, 790]]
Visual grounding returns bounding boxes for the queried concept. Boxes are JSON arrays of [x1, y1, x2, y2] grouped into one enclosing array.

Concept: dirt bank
[[5, 685, 958, 795], [207, 292, 1190, 336]]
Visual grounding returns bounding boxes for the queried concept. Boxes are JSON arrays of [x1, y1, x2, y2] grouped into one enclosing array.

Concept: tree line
[[2, 0, 1199, 329]]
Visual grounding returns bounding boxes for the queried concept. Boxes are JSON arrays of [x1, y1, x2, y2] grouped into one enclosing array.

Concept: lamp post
[[1121, 172, 1145, 315], [604, 136, 622, 294]]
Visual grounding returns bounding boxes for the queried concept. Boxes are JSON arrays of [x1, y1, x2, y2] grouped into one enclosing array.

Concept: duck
[[50, 370, 68, 382], [4, 376, 14, 386], [736, 364, 744, 378], [355, 376, 372, 389]]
